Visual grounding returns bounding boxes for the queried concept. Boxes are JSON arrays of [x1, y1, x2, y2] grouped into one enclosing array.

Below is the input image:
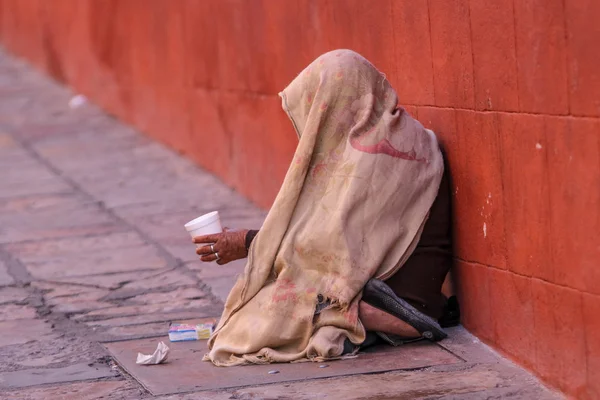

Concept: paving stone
[[118, 268, 197, 292], [0, 319, 53, 347], [5, 95, 92, 128], [32, 132, 150, 166], [101, 269, 200, 302], [58, 159, 230, 209], [0, 304, 37, 321], [21, 245, 170, 280], [201, 275, 239, 303], [74, 299, 219, 322], [0, 194, 121, 244], [32, 281, 109, 300], [0, 330, 107, 374], [188, 258, 246, 280], [99, 321, 173, 341], [0, 260, 14, 286], [6, 231, 149, 258], [63, 152, 209, 182], [84, 182, 237, 211], [161, 242, 206, 263], [31, 282, 112, 314], [106, 339, 461, 395], [111, 191, 256, 220], [0, 287, 29, 304], [113, 200, 207, 219], [191, 363, 558, 400], [51, 300, 115, 315], [0, 379, 133, 400], [16, 354, 67, 368], [111, 191, 263, 221], [0, 133, 19, 150], [0, 193, 86, 216], [437, 325, 500, 364], [125, 287, 209, 305], [0, 133, 32, 163], [69, 166, 193, 196], [53, 269, 168, 290], [154, 390, 232, 400], [16, 118, 118, 144], [0, 361, 117, 389], [9, 230, 172, 280], [0, 221, 123, 247], [93, 318, 218, 342], [0, 159, 72, 199], [86, 310, 205, 328], [0, 149, 34, 168]]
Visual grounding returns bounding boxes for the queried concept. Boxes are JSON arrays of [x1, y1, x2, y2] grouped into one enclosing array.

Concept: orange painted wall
[[1, 1, 598, 398]]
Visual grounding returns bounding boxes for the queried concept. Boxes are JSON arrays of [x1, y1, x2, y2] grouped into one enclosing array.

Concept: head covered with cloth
[[204, 49, 444, 366]]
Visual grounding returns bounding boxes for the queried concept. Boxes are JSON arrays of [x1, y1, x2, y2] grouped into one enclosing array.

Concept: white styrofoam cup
[[184, 211, 223, 239]]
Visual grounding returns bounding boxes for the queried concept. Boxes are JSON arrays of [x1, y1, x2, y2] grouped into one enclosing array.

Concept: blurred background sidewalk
[[0, 1, 598, 398]]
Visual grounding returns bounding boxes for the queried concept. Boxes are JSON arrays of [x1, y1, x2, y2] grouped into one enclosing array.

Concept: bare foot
[[359, 301, 420, 338], [441, 271, 455, 298]]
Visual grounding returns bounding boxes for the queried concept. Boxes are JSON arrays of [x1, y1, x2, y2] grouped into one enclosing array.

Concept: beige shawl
[[205, 50, 444, 366]]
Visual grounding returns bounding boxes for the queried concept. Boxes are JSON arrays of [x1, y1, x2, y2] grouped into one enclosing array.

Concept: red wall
[[1, 1, 598, 398]]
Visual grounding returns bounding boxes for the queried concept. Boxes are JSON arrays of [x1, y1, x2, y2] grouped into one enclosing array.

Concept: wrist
[[245, 230, 259, 251]]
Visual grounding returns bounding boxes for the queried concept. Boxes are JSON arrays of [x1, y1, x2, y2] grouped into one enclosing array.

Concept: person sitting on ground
[[193, 49, 458, 366]]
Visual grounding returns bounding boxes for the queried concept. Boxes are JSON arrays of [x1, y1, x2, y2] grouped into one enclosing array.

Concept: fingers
[[200, 252, 219, 263], [201, 253, 229, 264], [194, 230, 245, 264], [193, 233, 221, 244], [196, 245, 213, 256], [198, 246, 228, 264]]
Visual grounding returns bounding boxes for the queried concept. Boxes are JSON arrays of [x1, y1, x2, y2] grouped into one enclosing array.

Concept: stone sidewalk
[[0, 48, 561, 399]]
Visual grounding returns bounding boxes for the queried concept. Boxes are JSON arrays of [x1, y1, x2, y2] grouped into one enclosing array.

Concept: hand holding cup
[[193, 229, 249, 265]]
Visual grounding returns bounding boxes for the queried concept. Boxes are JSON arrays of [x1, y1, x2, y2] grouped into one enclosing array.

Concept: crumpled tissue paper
[[136, 341, 170, 365]]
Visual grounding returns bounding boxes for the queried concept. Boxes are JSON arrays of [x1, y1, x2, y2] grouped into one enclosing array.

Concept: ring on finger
[[214, 252, 220, 261], [210, 244, 215, 253]]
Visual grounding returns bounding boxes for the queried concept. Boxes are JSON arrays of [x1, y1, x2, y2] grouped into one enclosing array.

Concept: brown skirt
[[384, 168, 453, 320]]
